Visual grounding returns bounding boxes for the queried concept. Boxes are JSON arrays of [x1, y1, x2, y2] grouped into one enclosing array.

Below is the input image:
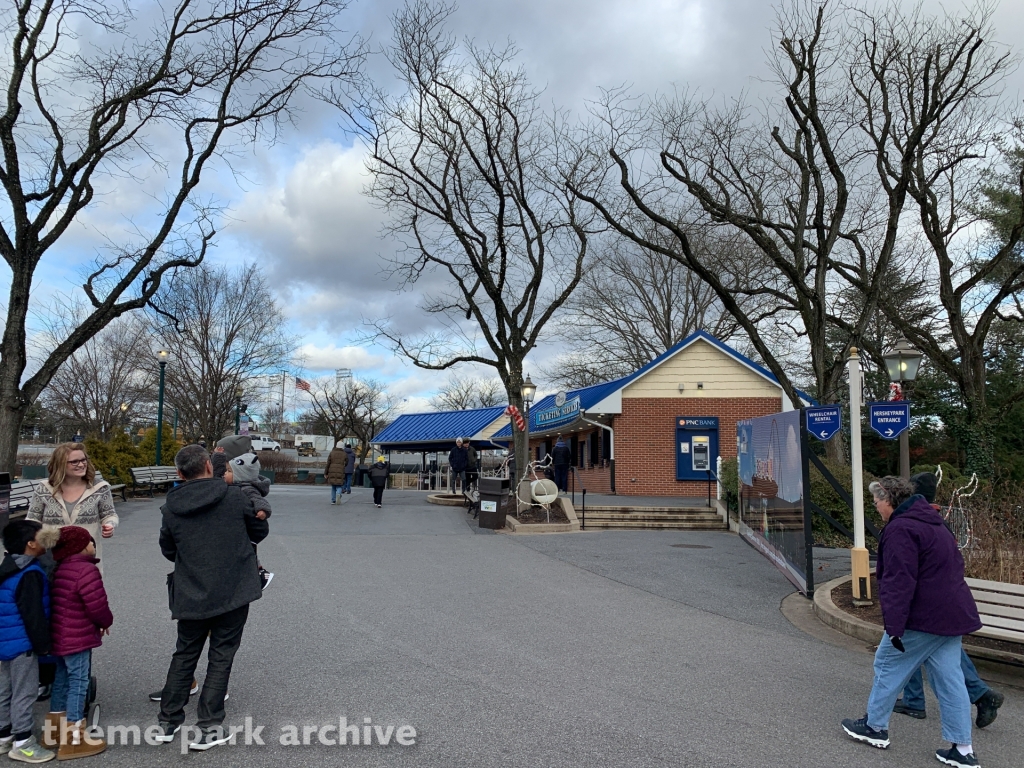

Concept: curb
[[813, 574, 1024, 667], [504, 497, 581, 534]]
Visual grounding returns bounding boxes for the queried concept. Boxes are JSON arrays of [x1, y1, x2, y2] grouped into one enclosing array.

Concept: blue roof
[[373, 405, 508, 449], [491, 330, 815, 439]]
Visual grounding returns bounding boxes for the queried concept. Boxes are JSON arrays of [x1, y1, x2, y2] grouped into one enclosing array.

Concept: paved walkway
[[85, 486, 1020, 766]]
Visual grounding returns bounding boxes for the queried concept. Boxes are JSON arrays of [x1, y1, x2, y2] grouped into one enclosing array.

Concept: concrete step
[[579, 512, 723, 522], [579, 519, 728, 530], [585, 505, 715, 514]]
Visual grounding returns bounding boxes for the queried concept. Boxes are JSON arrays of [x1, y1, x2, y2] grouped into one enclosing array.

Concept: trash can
[[259, 469, 275, 484], [477, 477, 510, 530], [296, 469, 309, 482]]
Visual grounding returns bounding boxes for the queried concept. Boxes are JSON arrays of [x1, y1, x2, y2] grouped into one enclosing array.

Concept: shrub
[[255, 450, 297, 482], [137, 426, 182, 467], [809, 458, 882, 548], [85, 433, 144, 485]]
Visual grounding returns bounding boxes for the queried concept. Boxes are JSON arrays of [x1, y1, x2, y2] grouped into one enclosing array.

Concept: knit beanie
[[911, 472, 939, 504], [52, 526, 93, 562], [228, 453, 261, 484], [216, 434, 253, 460]]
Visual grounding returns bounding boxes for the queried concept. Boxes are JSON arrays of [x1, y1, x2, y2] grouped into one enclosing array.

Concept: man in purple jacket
[[841, 476, 982, 768]]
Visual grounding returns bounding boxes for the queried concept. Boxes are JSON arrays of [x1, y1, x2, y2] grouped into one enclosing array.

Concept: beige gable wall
[[475, 413, 511, 441], [622, 338, 781, 399]]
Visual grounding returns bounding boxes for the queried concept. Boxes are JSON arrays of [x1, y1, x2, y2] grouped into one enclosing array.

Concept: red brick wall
[[613, 397, 782, 497]]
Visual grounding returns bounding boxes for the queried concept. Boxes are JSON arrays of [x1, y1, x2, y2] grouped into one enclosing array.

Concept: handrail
[[570, 466, 586, 530]]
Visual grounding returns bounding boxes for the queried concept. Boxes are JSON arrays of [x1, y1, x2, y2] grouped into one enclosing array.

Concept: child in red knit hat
[[44, 526, 112, 759]]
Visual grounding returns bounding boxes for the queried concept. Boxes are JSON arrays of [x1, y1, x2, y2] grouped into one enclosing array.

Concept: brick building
[[489, 331, 812, 497]]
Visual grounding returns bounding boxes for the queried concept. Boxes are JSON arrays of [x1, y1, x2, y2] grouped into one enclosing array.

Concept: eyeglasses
[[67, 458, 89, 466]]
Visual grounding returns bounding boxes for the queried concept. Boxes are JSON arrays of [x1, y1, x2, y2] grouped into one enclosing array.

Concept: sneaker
[[841, 716, 890, 749], [893, 699, 927, 719], [153, 722, 180, 743], [189, 727, 233, 751], [7, 735, 55, 763], [149, 679, 199, 701], [35, 684, 51, 702], [935, 744, 980, 768], [376, 503, 382, 508], [0, 738, 12, 755], [975, 689, 1003, 728], [260, 570, 274, 590]]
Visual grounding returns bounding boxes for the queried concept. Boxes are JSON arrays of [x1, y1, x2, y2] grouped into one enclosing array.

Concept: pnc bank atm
[[676, 417, 719, 481]]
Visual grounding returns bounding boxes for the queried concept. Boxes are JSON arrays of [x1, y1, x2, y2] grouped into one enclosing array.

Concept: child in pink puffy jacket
[[44, 526, 112, 759]]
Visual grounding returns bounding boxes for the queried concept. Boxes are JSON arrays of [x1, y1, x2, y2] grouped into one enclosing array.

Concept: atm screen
[[692, 437, 710, 471]]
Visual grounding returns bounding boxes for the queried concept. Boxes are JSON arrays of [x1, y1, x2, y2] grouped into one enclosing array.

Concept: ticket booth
[[676, 417, 719, 481]]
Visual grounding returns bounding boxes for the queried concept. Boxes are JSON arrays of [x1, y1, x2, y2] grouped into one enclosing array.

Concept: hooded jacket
[[0, 554, 50, 661], [50, 553, 113, 656], [876, 494, 981, 639], [159, 478, 269, 620], [325, 446, 350, 485], [551, 440, 572, 468], [368, 461, 390, 486], [448, 445, 468, 472]]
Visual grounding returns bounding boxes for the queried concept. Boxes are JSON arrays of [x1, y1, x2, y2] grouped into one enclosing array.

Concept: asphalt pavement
[[80, 485, 1021, 767]]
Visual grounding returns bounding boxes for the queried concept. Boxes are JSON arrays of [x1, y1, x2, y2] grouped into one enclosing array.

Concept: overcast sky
[[14, 0, 1024, 419]]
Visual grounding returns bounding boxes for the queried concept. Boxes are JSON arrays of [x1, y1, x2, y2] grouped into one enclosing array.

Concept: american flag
[[295, 377, 311, 392]]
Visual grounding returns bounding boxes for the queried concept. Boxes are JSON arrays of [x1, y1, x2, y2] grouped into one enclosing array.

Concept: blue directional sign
[[805, 405, 842, 441], [868, 402, 910, 439]]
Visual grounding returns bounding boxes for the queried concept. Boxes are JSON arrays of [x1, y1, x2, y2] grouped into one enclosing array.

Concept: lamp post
[[882, 338, 924, 479], [120, 402, 129, 436], [520, 374, 537, 487], [155, 350, 171, 465], [235, 386, 244, 435]]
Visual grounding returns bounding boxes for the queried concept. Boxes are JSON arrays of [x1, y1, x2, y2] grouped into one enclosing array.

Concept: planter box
[[259, 470, 276, 484]]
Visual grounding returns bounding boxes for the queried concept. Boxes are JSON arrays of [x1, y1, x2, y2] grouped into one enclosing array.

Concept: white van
[[249, 435, 281, 452]]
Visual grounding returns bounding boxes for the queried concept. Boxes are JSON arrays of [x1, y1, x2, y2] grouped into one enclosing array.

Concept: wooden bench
[[94, 472, 127, 503], [968, 577, 1024, 644], [129, 466, 179, 498], [9, 479, 44, 516]]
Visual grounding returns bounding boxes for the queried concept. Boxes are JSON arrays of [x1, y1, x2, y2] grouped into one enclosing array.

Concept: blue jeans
[[341, 473, 352, 493], [867, 631, 972, 745], [901, 648, 989, 710], [51, 650, 91, 723], [331, 485, 341, 502]]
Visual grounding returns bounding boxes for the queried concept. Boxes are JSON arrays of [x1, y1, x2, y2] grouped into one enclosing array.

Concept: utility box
[[478, 477, 510, 530]]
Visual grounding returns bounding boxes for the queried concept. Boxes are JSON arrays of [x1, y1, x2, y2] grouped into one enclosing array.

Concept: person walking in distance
[[341, 444, 356, 495], [154, 445, 268, 752], [551, 435, 571, 493], [369, 456, 390, 508], [448, 439, 468, 493], [325, 441, 348, 505]]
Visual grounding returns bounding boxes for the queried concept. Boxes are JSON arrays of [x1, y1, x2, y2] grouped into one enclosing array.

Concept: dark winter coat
[[0, 555, 49, 661], [368, 461, 390, 487], [551, 441, 572, 468], [466, 445, 478, 471], [235, 477, 271, 519], [448, 446, 469, 472], [159, 478, 268, 621], [876, 494, 981, 639], [344, 446, 356, 473], [325, 447, 349, 485], [50, 554, 113, 657]]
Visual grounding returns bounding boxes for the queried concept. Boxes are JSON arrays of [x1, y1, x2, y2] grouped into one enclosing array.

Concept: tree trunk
[[0, 397, 29, 476]]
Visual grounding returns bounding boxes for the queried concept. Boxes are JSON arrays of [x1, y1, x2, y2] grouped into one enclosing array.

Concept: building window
[[589, 431, 600, 466]]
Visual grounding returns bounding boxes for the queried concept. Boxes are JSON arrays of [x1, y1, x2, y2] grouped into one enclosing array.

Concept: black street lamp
[[235, 385, 245, 435], [155, 350, 171, 464], [882, 338, 924, 479]]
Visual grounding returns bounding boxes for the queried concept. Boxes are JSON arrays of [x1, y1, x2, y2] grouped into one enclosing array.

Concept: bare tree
[[0, 0, 363, 471], [39, 314, 151, 437], [258, 403, 289, 441], [152, 263, 295, 442], [429, 373, 503, 411], [569, 1, 1015, 463], [335, 1, 595, 482], [543, 230, 755, 387], [304, 377, 398, 457]]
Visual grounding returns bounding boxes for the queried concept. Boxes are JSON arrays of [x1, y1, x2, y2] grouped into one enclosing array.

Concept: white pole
[[848, 347, 871, 601], [849, 348, 865, 549]]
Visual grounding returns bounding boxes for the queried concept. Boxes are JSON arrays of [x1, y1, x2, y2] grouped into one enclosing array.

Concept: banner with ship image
[[737, 410, 810, 593]]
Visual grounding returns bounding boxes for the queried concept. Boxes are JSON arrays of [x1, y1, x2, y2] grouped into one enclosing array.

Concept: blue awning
[[373, 405, 508, 451]]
